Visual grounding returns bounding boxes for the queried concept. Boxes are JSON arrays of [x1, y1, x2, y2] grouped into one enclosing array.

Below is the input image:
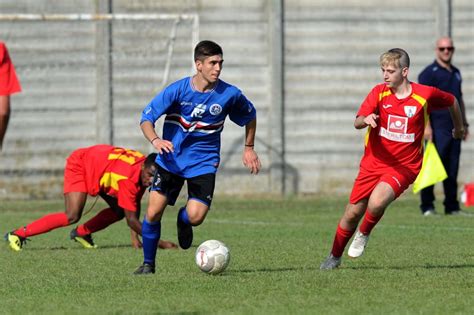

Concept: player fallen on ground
[[134, 40, 261, 275], [320, 48, 465, 270], [5, 144, 177, 251]]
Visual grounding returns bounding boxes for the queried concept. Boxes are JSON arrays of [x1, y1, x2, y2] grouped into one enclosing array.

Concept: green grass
[[1, 195, 474, 314]]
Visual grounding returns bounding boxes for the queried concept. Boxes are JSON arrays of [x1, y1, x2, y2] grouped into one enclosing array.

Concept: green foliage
[[1, 196, 473, 314]]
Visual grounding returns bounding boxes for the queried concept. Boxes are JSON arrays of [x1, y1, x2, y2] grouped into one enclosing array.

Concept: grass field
[[1, 195, 473, 314]]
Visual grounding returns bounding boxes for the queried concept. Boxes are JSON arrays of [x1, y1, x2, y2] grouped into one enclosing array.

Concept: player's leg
[[4, 192, 87, 251], [71, 193, 124, 248], [349, 169, 416, 258], [177, 173, 215, 250], [348, 182, 394, 258], [134, 191, 169, 274], [320, 200, 367, 270], [442, 138, 461, 214], [134, 165, 182, 275]]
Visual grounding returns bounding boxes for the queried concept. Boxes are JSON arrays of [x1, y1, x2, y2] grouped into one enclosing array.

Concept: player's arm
[[125, 209, 177, 249], [459, 97, 469, 140], [0, 95, 10, 149], [448, 98, 465, 139], [140, 120, 174, 154], [242, 118, 261, 174], [354, 114, 379, 129]]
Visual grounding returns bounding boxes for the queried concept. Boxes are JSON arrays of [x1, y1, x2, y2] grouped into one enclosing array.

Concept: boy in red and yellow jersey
[[320, 48, 465, 270], [5, 145, 177, 251]]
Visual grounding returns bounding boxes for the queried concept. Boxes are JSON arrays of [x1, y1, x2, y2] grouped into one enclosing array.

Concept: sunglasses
[[438, 46, 454, 52]]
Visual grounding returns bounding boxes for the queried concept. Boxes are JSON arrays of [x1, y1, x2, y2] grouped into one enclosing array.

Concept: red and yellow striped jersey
[[64, 145, 147, 212]]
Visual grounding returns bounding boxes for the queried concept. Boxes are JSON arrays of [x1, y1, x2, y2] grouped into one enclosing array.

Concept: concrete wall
[[0, 0, 472, 199]]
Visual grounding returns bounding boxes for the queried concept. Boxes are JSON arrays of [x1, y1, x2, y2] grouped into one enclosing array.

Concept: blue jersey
[[418, 60, 463, 132], [140, 77, 256, 178]]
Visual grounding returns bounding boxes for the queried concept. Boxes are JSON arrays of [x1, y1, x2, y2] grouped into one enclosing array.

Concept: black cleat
[[177, 217, 193, 250], [133, 263, 155, 275]]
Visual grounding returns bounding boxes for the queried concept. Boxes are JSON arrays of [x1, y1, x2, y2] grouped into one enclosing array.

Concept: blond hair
[[380, 48, 410, 69]]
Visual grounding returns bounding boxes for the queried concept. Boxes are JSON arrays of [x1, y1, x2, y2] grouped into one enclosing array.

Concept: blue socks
[[178, 207, 190, 225], [142, 218, 161, 266]]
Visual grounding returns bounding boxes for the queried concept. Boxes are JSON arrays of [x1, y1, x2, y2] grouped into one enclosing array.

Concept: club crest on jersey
[[209, 104, 222, 116], [379, 114, 415, 143], [191, 104, 207, 118], [404, 106, 417, 118]]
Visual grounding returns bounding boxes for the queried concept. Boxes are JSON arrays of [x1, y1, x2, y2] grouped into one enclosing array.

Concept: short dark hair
[[194, 40, 223, 61], [380, 48, 410, 69], [144, 153, 157, 169]]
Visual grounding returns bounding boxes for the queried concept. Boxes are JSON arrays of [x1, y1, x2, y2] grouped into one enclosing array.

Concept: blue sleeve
[[140, 86, 178, 126], [228, 92, 256, 127]]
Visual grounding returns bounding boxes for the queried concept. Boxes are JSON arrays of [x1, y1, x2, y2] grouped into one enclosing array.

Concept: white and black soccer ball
[[195, 240, 230, 274]]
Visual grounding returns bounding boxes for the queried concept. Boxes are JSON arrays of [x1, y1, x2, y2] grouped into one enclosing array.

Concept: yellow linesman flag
[[413, 140, 448, 194]]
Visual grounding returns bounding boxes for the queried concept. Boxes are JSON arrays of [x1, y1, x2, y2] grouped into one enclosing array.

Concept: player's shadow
[[228, 266, 301, 274], [346, 263, 474, 270], [26, 243, 134, 251]]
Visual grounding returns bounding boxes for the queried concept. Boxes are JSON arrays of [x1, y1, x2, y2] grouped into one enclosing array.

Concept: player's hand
[[152, 138, 174, 154], [131, 237, 143, 249], [158, 240, 178, 249], [363, 114, 379, 128], [452, 127, 465, 140], [462, 125, 469, 141], [424, 123, 433, 141], [242, 147, 261, 175]]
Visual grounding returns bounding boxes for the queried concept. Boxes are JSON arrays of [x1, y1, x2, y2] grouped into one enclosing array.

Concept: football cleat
[[70, 228, 98, 249], [177, 216, 193, 250], [320, 254, 341, 270], [348, 231, 369, 258], [4, 232, 27, 252], [133, 263, 155, 275]]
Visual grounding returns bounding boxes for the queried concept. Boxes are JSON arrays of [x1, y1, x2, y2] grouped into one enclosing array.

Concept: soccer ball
[[195, 240, 230, 274]]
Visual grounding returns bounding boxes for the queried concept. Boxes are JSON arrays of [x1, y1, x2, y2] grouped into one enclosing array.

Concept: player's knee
[[187, 210, 207, 226], [66, 213, 81, 224]]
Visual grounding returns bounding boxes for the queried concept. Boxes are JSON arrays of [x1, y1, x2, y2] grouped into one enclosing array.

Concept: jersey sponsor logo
[[191, 104, 207, 118], [404, 106, 417, 118], [209, 104, 222, 116], [180, 101, 193, 106], [382, 104, 393, 109], [379, 114, 415, 143]]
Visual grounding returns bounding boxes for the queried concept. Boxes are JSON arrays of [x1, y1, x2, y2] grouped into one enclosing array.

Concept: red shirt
[[70, 145, 146, 212], [357, 82, 454, 172], [0, 42, 21, 95]]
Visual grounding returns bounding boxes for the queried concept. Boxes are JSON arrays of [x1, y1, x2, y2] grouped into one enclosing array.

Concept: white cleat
[[348, 231, 369, 258]]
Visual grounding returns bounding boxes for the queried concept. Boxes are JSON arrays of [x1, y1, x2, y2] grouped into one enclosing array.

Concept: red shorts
[[349, 165, 418, 204], [63, 148, 88, 194]]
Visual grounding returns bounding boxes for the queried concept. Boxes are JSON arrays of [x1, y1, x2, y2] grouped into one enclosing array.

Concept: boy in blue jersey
[[134, 40, 261, 274]]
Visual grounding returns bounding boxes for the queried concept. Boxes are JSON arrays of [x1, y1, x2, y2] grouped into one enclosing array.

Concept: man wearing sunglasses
[[418, 37, 470, 216]]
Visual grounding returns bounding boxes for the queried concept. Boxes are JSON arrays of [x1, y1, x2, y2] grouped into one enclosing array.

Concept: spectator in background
[[320, 48, 465, 270], [419, 36, 470, 216], [0, 42, 21, 151]]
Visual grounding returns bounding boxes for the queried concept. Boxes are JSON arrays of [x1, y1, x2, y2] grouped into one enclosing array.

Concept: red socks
[[330, 224, 356, 258], [359, 210, 383, 235], [13, 212, 69, 238], [76, 208, 121, 236]]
